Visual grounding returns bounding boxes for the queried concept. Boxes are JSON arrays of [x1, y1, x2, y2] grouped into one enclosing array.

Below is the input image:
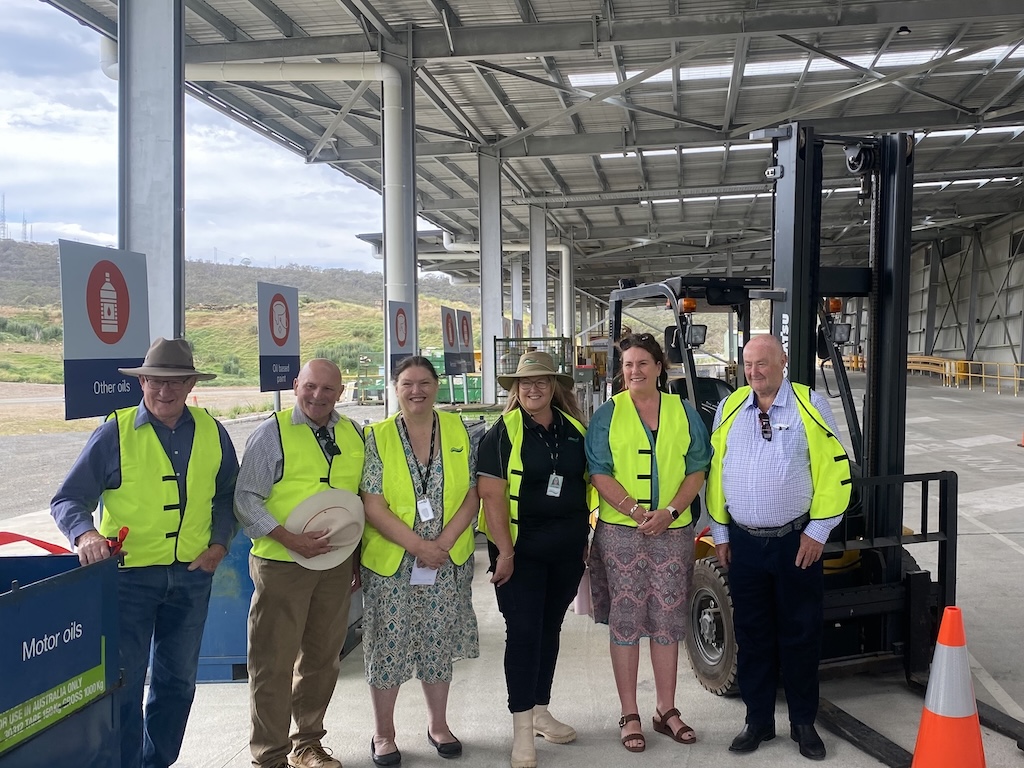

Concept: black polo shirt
[[477, 408, 590, 561]]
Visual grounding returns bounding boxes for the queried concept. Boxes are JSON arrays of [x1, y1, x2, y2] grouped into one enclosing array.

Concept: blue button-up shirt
[[710, 380, 842, 545], [50, 401, 239, 551]]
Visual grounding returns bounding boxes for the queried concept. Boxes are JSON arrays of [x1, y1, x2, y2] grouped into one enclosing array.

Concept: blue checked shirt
[[710, 380, 842, 545]]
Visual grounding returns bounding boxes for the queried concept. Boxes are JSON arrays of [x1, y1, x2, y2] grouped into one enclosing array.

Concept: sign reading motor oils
[[257, 282, 300, 392], [0, 558, 111, 757], [59, 240, 151, 420]]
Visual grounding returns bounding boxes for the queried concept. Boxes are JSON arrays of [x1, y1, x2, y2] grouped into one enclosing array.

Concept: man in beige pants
[[235, 360, 365, 768]]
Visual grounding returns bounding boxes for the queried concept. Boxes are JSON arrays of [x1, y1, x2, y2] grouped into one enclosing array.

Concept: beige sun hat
[[118, 337, 217, 381], [284, 489, 365, 570], [497, 350, 574, 391]]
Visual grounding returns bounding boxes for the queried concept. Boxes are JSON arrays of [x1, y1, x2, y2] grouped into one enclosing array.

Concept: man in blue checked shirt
[[51, 337, 239, 768], [706, 334, 851, 762]]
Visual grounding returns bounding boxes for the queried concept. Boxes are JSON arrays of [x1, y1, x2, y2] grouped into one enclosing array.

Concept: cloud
[[0, 0, 385, 271]]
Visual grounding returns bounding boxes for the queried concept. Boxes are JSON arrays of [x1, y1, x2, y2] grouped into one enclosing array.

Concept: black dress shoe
[[371, 737, 401, 767], [790, 723, 826, 760], [427, 730, 463, 759], [728, 723, 776, 753]]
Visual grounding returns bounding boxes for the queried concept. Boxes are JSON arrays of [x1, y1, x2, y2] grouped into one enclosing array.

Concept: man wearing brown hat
[[234, 358, 365, 768], [51, 337, 239, 768]]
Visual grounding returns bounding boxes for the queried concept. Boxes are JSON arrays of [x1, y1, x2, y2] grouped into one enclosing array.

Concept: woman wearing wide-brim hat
[[478, 351, 591, 768]]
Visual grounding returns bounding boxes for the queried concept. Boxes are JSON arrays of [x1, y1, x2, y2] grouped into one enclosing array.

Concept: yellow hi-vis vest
[[361, 410, 475, 576], [477, 407, 588, 545], [706, 383, 852, 526], [597, 391, 693, 528], [250, 409, 365, 562], [100, 405, 221, 567]]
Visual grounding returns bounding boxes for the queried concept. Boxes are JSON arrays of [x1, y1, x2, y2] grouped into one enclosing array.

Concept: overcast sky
[[0, 0, 387, 271]]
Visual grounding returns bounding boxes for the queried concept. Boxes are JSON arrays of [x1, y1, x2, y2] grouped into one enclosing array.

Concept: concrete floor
[[3, 373, 1023, 766]]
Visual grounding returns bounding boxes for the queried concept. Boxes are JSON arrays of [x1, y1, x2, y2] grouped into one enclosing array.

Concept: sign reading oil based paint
[[257, 282, 300, 392]]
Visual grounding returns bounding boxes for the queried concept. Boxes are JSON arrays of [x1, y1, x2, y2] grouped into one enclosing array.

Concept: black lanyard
[[399, 413, 437, 497], [530, 409, 561, 474]]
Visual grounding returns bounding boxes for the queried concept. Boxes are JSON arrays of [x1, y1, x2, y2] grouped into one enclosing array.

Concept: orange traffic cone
[[911, 606, 986, 767]]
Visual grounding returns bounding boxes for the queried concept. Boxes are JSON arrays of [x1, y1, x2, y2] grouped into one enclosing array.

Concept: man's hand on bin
[[75, 530, 112, 565]]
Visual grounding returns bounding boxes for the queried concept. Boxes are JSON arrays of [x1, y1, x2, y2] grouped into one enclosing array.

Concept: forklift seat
[[667, 377, 734, 433]]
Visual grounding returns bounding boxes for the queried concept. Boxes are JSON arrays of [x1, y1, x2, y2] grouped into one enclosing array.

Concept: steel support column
[[382, 58, 418, 412], [965, 232, 983, 359], [479, 153, 503, 404], [924, 244, 941, 355], [529, 206, 548, 336], [510, 255, 523, 333], [119, 0, 185, 339], [560, 245, 573, 343]]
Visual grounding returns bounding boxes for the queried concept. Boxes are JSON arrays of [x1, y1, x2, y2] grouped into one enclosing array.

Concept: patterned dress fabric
[[588, 521, 694, 645], [359, 428, 480, 688]]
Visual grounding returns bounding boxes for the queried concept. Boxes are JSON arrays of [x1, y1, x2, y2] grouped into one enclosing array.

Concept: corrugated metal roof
[[51, 0, 1024, 293]]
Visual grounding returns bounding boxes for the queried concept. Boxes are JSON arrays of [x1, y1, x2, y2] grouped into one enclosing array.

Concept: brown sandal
[[618, 713, 646, 753], [652, 708, 697, 744]]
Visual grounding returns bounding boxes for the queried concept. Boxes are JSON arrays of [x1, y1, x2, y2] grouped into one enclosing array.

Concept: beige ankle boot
[[533, 705, 577, 744], [511, 709, 537, 768]]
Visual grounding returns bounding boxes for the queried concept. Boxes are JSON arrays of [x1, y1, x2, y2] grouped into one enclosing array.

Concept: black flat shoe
[[371, 736, 401, 767], [790, 723, 826, 760], [728, 723, 776, 753], [427, 730, 463, 759]]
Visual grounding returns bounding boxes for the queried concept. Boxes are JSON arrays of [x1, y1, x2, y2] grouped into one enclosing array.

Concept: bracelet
[[628, 502, 641, 517], [499, 552, 515, 561], [616, 493, 632, 510]]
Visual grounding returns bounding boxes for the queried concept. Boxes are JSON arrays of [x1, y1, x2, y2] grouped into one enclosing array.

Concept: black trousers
[[489, 543, 585, 713], [728, 523, 824, 726]]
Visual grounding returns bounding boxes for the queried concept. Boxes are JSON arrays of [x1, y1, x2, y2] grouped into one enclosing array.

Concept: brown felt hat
[[118, 337, 217, 381], [497, 351, 573, 390]]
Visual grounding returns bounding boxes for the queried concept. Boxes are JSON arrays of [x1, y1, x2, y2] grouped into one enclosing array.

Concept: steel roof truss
[[307, 80, 371, 161], [735, 27, 1024, 137]]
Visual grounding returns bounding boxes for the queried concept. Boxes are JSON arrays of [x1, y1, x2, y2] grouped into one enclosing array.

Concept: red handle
[[108, 526, 129, 555]]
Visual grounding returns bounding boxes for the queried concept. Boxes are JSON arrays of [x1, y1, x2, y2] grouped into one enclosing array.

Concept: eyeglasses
[[142, 376, 192, 392], [758, 412, 772, 441], [314, 426, 341, 456], [518, 377, 551, 391]]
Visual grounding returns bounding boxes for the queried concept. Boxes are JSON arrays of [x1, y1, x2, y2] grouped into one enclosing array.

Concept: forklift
[[605, 123, 1024, 764]]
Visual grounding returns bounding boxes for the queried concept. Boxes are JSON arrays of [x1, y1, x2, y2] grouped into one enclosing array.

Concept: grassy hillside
[[0, 296, 477, 385], [0, 239, 477, 308], [0, 239, 481, 385]]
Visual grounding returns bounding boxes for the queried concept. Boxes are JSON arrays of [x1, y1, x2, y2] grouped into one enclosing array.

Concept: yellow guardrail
[[826, 354, 1024, 395], [945, 359, 1024, 395]]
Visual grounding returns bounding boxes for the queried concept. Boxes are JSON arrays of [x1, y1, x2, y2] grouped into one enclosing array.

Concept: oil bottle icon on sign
[[100, 272, 118, 334]]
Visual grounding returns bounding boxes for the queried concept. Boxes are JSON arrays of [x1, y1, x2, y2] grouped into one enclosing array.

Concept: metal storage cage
[[493, 337, 572, 401]]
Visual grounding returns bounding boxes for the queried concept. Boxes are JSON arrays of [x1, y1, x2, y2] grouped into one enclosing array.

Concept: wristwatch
[[666, 505, 680, 520]]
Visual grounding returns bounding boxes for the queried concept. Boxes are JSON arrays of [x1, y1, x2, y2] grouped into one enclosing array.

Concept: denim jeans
[[117, 563, 214, 768]]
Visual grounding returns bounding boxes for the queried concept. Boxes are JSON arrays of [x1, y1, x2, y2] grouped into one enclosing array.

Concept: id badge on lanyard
[[546, 473, 563, 497], [416, 497, 435, 521]]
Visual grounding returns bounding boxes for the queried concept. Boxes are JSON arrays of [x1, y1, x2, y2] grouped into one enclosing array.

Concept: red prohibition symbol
[[395, 307, 409, 347], [87, 260, 130, 345], [269, 293, 290, 347], [445, 314, 456, 349]]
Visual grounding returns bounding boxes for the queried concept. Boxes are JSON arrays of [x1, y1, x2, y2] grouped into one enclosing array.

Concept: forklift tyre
[[685, 557, 739, 696]]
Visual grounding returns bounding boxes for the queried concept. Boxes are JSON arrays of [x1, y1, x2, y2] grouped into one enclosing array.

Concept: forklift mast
[[761, 122, 914, 484]]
